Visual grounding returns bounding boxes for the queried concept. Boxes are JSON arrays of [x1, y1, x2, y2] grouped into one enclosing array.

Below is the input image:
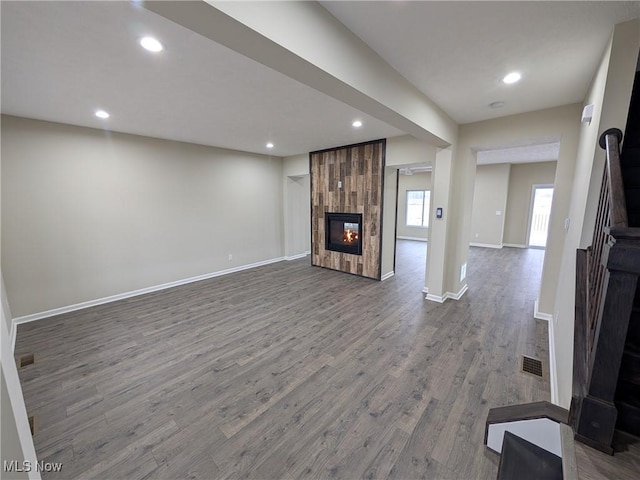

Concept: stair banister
[[571, 128, 640, 454], [601, 128, 627, 228]]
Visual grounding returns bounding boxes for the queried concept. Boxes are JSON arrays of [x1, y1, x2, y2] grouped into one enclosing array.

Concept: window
[[406, 190, 431, 227]]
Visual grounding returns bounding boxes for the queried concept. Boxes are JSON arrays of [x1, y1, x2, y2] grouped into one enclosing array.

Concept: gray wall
[[284, 175, 310, 258], [470, 164, 510, 247], [282, 154, 310, 259], [1, 115, 284, 318], [503, 161, 557, 246], [470, 161, 557, 248]]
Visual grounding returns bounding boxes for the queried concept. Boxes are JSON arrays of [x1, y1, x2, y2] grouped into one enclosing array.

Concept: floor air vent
[[19, 353, 35, 368], [521, 355, 543, 377]]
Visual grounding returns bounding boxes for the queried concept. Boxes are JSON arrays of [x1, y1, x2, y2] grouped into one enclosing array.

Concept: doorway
[[394, 167, 430, 283], [528, 185, 554, 248]]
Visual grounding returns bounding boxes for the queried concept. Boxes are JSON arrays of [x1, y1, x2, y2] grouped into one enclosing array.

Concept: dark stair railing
[[570, 128, 640, 453]]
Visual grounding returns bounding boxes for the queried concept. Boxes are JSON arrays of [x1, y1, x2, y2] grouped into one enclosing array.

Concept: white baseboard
[[421, 287, 429, 294], [285, 251, 310, 261], [396, 236, 428, 242], [470, 242, 503, 249], [532, 299, 559, 405], [534, 299, 553, 321], [13, 256, 286, 326], [10, 319, 17, 353], [425, 293, 445, 303], [449, 284, 468, 300], [381, 271, 395, 281], [425, 284, 468, 303], [503, 243, 527, 249], [548, 314, 559, 405]]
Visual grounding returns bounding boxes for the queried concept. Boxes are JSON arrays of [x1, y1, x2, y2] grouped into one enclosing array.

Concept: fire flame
[[343, 229, 358, 243]]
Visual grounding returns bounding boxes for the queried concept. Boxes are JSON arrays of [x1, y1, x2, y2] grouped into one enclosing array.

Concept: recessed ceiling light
[[502, 72, 521, 84], [266, 142, 274, 149], [140, 36, 164, 53], [95, 110, 110, 119], [352, 120, 363, 128], [489, 101, 505, 109]]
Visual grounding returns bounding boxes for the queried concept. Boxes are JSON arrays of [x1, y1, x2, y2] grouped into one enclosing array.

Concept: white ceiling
[[322, 0, 639, 124], [2, 1, 639, 158], [0, 1, 403, 157]]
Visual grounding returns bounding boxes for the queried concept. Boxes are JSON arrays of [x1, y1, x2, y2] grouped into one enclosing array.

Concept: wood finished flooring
[[14, 242, 559, 479]]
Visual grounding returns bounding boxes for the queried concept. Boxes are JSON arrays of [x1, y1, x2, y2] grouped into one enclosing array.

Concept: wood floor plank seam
[[20, 242, 634, 479]]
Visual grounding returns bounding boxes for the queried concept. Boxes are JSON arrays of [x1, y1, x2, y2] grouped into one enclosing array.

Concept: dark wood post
[[574, 233, 640, 453]]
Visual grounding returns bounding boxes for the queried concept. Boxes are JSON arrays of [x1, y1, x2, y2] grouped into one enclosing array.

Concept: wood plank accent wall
[[310, 139, 386, 279]]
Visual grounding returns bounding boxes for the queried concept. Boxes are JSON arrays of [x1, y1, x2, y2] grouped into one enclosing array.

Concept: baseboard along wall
[[533, 298, 559, 405], [396, 236, 428, 242], [425, 284, 468, 303], [381, 271, 395, 281], [11, 256, 287, 349], [10, 320, 18, 353], [285, 251, 311, 261], [469, 242, 503, 249]]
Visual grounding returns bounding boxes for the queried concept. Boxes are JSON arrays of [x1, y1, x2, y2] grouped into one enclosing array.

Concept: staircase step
[[615, 400, 640, 438], [497, 431, 563, 480]]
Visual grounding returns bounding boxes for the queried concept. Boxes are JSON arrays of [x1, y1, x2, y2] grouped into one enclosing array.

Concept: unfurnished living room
[[2, 2, 640, 479]]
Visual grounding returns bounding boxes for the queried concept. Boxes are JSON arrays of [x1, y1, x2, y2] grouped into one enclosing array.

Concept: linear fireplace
[[325, 212, 363, 255]]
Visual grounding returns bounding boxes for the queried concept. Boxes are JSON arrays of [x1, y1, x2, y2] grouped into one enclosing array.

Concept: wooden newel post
[[575, 233, 639, 453]]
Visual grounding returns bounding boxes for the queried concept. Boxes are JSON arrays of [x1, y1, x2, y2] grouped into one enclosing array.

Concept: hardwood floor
[[15, 241, 553, 479], [575, 431, 640, 480]]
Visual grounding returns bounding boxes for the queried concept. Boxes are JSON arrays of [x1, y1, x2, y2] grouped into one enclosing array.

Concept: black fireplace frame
[[325, 212, 363, 255]]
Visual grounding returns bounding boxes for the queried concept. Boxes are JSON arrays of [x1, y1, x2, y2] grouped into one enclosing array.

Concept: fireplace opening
[[325, 212, 363, 255]]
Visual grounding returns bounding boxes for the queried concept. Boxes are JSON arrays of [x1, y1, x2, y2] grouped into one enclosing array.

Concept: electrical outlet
[[460, 263, 467, 282], [228, 254, 233, 261]]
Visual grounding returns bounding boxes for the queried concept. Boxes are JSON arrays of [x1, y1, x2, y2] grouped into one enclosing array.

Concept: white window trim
[[406, 190, 431, 228]]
